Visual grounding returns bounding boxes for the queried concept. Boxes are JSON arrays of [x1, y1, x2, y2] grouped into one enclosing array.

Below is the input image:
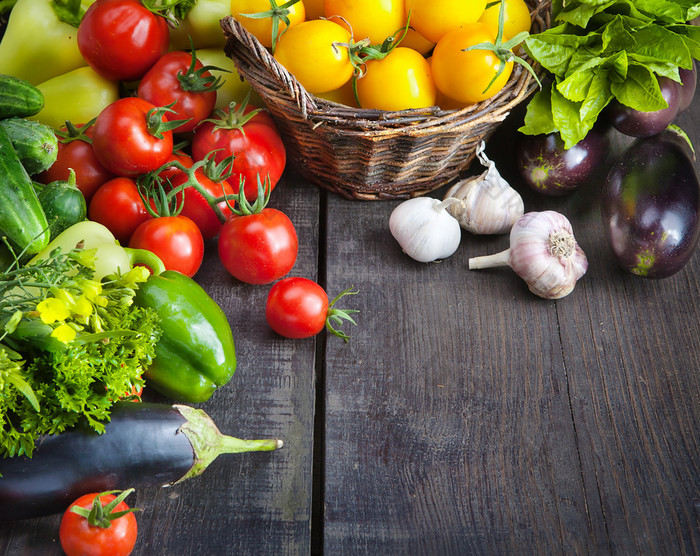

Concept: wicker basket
[[220, 2, 551, 200]]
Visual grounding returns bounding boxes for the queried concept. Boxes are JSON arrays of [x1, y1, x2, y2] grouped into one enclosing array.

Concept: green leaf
[[518, 87, 558, 136], [611, 63, 668, 110], [524, 24, 591, 77], [50, 0, 85, 28]]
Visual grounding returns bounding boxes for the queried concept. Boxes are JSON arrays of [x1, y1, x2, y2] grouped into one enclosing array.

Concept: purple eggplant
[[517, 128, 610, 196], [606, 76, 681, 137], [679, 63, 697, 113], [601, 129, 700, 278]]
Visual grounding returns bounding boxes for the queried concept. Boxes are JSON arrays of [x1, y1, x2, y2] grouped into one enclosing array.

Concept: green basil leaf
[[610, 63, 667, 110], [518, 87, 558, 136]]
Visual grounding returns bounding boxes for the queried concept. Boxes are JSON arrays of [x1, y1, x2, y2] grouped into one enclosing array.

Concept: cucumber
[[0, 74, 44, 119], [0, 117, 58, 175], [0, 124, 50, 255], [37, 170, 87, 237]]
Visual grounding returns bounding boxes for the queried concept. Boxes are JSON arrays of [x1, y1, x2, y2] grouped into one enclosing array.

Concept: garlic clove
[[444, 141, 524, 235], [389, 197, 463, 263], [468, 210, 588, 299]]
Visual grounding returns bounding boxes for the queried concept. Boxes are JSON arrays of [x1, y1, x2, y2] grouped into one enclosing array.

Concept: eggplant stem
[[469, 249, 511, 270], [174, 405, 283, 483]]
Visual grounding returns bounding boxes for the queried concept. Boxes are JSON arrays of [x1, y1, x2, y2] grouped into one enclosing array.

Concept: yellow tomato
[[399, 27, 435, 56], [431, 23, 513, 105], [324, 0, 406, 44], [304, 0, 326, 18], [316, 80, 359, 107], [478, 0, 532, 41], [356, 47, 436, 111], [274, 19, 354, 93], [231, 0, 306, 49], [404, 0, 487, 43]]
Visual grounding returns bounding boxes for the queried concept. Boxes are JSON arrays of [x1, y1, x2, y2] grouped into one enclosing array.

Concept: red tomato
[[129, 216, 204, 277], [137, 50, 219, 133], [266, 277, 329, 339], [77, 0, 169, 82], [37, 123, 114, 202], [169, 169, 235, 240], [191, 106, 286, 200], [92, 97, 175, 177], [88, 177, 153, 244], [158, 150, 194, 184], [59, 491, 138, 556], [217, 208, 298, 285]]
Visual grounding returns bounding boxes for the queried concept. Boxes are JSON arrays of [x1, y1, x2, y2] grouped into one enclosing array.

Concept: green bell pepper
[[132, 269, 236, 403]]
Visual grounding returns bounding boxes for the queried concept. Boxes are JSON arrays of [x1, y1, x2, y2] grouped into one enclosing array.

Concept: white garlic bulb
[[389, 197, 463, 263], [444, 141, 524, 234], [468, 210, 588, 299]]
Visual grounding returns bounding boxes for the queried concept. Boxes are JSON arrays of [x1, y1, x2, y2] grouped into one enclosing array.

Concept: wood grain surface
[[1, 42, 699, 556]]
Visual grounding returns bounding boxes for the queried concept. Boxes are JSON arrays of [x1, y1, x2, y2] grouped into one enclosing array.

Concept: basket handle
[[220, 16, 317, 120]]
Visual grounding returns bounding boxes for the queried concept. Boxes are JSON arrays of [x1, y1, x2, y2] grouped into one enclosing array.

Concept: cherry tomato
[[431, 23, 513, 105], [478, 0, 532, 41], [88, 177, 153, 244], [324, 0, 405, 44], [304, 0, 325, 18], [170, 169, 235, 240], [92, 97, 175, 177], [404, 0, 487, 43], [37, 123, 114, 203], [158, 150, 195, 184], [231, 0, 306, 49], [191, 106, 286, 201], [399, 27, 435, 56], [274, 19, 354, 93], [137, 50, 219, 133], [77, 0, 169, 82], [356, 47, 436, 111], [266, 277, 328, 338], [217, 208, 298, 285], [129, 216, 205, 277], [59, 491, 138, 556]]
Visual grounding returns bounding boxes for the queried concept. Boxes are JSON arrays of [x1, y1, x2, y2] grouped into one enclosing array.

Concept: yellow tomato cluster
[[231, 0, 532, 111]]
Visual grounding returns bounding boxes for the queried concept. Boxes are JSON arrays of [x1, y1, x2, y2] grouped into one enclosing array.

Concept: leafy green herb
[[520, 0, 700, 148], [0, 246, 161, 458]]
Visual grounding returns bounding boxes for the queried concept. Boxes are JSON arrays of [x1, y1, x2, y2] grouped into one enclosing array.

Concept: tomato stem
[[177, 37, 228, 93], [239, 0, 304, 52], [69, 488, 139, 529], [325, 286, 360, 342]]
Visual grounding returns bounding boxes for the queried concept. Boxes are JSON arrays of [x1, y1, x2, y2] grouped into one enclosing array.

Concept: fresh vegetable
[[77, 0, 170, 82], [0, 124, 50, 255], [37, 170, 88, 237], [273, 19, 356, 94], [0, 117, 57, 177], [195, 47, 262, 110], [324, 0, 405, 44], [137, 47, 223, 134], [132, 269, 236, 402], [91, 97, 180, 177], [404, 0, 487, 44], [520, 0, 700, 148], [356, 46, 437, 111], [469, 211, 589, 299], [389, 196, 463, 263], [88, 177, 153, 245], [231, 0, 306, 51], [0, 74, 44, 119], [444, 141, 523, 234], [217, 184, 298, 285], [191, 101, 286, 201], [169, 0, 230, 50], [605, 76, 681, 138], [678, 63, 697, 112], [0, 0, 93, 85], [601, 128, 700, 278], [265, 277, 358, 341], [517, 126, 610, 195], [478, 0, 531, 41], [32, 66, 120, 131], [0, 240, 159, 459], [37, 121, 115, 202], [128, 215, 205, 278], [0, 402, 282, 520], [59, 489, 139, 556]]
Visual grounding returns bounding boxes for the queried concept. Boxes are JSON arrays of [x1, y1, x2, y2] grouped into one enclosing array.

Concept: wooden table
[[2, 83, 700, 555]]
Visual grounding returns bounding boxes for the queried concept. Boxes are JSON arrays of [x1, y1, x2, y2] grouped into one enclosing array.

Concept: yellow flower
[[51, 323, 76, 343], [36, 298, 70, 324], [121, 266, 151, 288], [77, 278, 103, 301]]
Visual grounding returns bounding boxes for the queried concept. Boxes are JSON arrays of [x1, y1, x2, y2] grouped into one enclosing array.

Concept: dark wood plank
[[0, 175, 320, 555], [320, 101, 700, 554]]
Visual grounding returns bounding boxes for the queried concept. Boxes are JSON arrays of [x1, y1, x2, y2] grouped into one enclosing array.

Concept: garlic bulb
[[389, 196, 463, 262], [444, 141, 524, 234], [468, 210, 588, 299]]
